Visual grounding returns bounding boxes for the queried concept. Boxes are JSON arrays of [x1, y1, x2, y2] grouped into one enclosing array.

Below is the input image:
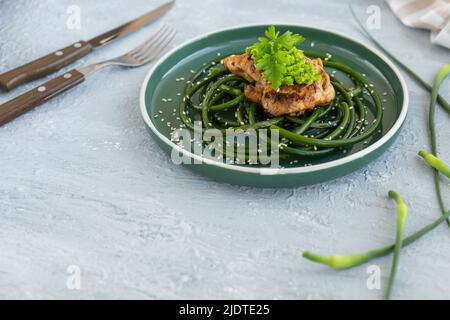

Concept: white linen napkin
[[386, 0, 450, 49]]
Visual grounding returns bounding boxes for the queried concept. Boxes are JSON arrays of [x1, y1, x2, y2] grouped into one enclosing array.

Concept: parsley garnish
[[246, 26, 321, 90]]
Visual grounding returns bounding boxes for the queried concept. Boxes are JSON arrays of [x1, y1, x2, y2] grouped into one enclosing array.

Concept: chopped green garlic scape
[[386, 191, 408, 300], [303, 14, 450, 299], [419, 150, 450, 179], [349, 5, 450, 115], [426, 64, 450, 226]]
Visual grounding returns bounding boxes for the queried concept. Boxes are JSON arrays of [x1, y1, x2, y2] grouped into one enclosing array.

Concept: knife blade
[[0, 0, 175, 92], [88, 0, 175, 48]]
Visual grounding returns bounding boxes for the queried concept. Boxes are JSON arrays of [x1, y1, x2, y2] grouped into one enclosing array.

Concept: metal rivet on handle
[[55, 51, 63, 56], [64, 73, 72, 79], [38, 86, 47, 92], [74, 43, 82, 48]]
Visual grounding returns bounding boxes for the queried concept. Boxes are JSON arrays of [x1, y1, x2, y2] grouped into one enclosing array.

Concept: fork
[[0, 25, 176, 126]]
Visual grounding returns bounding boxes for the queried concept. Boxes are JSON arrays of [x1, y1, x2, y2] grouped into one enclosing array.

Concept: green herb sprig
[[246, 26, 321, 89]]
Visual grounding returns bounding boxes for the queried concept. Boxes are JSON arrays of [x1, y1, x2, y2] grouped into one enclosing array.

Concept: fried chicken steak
[[221, 53, 335, 117]]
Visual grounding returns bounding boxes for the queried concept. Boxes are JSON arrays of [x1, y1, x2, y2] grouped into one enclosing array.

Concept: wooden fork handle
[[0, 41, 92, 92], [0, 69, 85, 126]]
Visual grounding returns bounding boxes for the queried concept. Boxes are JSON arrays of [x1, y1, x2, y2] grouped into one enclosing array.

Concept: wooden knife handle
[[0, 41, 92, 91], [0, 69, 85, 126]]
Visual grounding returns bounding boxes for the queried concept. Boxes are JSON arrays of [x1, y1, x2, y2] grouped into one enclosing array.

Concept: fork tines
[[128, 25, 176, 64]]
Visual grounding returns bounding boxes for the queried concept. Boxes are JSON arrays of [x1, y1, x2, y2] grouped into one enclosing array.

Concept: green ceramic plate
[[140, 24, 408, 187]]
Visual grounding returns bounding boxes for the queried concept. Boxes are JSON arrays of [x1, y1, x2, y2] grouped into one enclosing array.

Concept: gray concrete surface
[[0, 0, 449, 299]]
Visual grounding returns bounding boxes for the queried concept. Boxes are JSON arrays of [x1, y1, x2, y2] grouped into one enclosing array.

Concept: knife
[[0, 0, 175, 92]]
